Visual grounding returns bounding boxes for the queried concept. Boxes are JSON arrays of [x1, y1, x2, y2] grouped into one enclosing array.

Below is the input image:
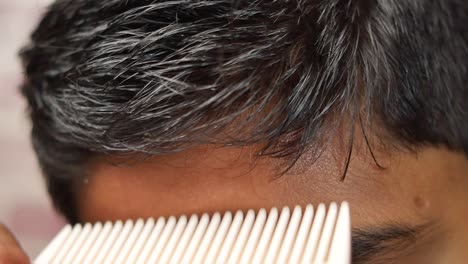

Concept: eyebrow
[[351, 223, 430, 263]]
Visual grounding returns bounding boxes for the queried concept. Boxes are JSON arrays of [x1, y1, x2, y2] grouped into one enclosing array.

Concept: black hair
[[20, 0, 468, 222]]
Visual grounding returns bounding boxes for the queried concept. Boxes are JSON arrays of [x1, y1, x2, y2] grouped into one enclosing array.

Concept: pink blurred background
[[0, 0, 66, 258]]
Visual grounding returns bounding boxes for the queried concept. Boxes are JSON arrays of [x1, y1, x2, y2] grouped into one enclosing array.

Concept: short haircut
[[20, 0, 468, 222]]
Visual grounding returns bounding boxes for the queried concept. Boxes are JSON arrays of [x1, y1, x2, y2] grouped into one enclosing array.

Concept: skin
[[0, 224, 30, 264], [1, 126, 466, 263], [77, 129, 468, 263]]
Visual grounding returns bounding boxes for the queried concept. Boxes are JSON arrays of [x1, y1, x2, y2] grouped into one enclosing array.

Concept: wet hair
[[20, 0, 468, 222]]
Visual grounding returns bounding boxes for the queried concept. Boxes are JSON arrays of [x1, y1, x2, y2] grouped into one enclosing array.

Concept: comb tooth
[[215, 211, 244, 263], [238, 208, 267, 264], [288, 205, 314, 263], [313, 203, 338, 263], [159, 215, 188, 263], [103, 220, 134, 264], [251, 207, 279, 263], [226, 210, 255, 264], [93, 221, 123, 263], [169, 214, 199, 264], [146, 216, 177, 263], [82, 221, 113, 264], [34, 224, 72, 264], [51, 224, 83, 264], [300, 204, 326, 264], [179, 213, 210, 263], [313, 203, 337, 263], [203, 211, 233, 263], [263, 207, 291, 264], [276, 206, 303, 264], [62, 223, 92, 263], [135, 217, 166, 264], [326, 202, 351, 264], [114, 219, 145, 264], [191, 213, 221, 263], [124, 218, 155, 263], [72, 222, 103, 264]]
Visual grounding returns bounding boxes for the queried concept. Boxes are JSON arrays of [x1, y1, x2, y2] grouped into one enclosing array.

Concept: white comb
[[35, 202, 350, 264]]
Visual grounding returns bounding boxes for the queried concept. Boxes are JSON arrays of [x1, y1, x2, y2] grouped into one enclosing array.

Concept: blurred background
[[0, 0, 65, 258]]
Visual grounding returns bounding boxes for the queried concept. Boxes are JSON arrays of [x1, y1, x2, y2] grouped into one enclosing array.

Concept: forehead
[[75, 143, 468, 262], [76, 141, 436, 225]]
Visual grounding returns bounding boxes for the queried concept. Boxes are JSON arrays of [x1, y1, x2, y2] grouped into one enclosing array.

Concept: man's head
[[20, 0, 468, 262]]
